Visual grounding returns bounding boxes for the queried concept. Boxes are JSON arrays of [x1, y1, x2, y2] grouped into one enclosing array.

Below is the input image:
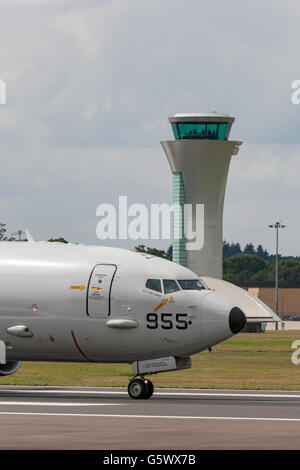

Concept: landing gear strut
[[129, 356, 191, 399], [128, 377, 154, 399]]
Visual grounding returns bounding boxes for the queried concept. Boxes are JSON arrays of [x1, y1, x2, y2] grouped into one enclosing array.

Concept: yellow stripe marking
[[70, 285, 85, 291], [154, 298, 168, 312]]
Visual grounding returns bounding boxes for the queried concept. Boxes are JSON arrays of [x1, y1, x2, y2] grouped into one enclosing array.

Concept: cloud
[[224, 143, 300, 255], [0, 0, 300, 254]]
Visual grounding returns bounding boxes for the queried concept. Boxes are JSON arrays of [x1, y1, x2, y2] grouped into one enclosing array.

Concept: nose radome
[[229, 307, 247, 334]]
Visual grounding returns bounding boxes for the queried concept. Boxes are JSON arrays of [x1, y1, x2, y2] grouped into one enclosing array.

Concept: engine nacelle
[[0, 361, 22, 376]]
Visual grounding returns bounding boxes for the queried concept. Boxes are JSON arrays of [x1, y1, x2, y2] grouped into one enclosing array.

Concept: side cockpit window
[[163, 279, 180, 293], [177, 279, 205, 290], [146, 279, 162, 293]]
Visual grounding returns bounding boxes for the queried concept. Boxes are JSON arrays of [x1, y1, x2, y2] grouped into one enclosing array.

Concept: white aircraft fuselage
[[0, 242, 245, 368]]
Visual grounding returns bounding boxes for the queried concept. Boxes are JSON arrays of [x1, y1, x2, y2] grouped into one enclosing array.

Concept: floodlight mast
[[268, 221, 287, 330]]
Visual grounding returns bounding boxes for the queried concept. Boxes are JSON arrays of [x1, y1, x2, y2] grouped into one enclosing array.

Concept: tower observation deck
[[161, 113, 242, 279]]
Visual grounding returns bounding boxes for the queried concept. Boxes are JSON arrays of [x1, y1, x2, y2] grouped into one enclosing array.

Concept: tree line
[[223, 240, 300, 263], [222, 240, 300, 287], [0, 224, 67, 243]]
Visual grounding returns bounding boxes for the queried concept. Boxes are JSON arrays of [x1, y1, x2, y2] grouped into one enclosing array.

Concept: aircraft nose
[[229, 307, 247, 334]]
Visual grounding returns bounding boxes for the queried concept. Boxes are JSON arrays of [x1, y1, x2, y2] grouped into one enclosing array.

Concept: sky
[[0, 0, 300, 255]]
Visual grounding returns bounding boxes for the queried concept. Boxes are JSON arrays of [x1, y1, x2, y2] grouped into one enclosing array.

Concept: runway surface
[[0, 385, 300, 449]]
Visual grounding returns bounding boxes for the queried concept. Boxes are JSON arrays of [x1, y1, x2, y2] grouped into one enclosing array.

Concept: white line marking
[[0, 402, 125, 407], [154, 392, 300, 399], [0, 389, 127, 395], [1, 389, 300, 399], [0, 412, 299, 422]]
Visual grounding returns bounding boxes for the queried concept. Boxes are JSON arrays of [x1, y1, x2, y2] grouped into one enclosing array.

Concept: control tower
[[161, 113, 242, 279]]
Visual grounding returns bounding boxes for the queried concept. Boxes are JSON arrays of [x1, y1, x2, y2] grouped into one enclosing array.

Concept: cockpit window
[[163, 279, 180, 294], [177, 280, 205, 290], [146, 279, 162, 293]]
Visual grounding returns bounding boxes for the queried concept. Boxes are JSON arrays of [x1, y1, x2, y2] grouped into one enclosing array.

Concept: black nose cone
[[229, 307, 246, 334]]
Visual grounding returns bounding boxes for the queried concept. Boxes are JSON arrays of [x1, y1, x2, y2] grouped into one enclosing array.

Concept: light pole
[[268, 221, 286, 330]]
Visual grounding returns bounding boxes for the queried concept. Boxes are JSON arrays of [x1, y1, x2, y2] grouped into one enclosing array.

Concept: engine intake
[[0, 361, 22, 376]]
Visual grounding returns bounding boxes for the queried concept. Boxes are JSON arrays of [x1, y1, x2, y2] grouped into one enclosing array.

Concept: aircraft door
[[87, 264, 116, 318]]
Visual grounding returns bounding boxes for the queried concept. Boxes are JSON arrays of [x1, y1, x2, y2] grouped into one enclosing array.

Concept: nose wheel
[[128, 378, 154, 399]]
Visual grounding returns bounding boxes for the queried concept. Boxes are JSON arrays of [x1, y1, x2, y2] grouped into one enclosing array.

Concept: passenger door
[[87, 264, 117, 318]]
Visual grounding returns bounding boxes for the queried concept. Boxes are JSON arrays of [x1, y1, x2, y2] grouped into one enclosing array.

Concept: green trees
[[243, 243, 256, 255], [0, 224, 68, 244], [223, 254, 300, 288], [223, 240, 242, 257], [256, 244, 269, 261], [48, 237, 68, 243], [278, 259, 300, 288], [223, 240, 274, 260], [0, 224, 8, 240], [0, 224, 18, 241], [223, 254, 270, 285], [135, 244, 171, 260]]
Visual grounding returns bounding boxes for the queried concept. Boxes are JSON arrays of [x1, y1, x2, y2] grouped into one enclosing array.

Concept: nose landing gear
[[129, 356, 191, 399], [128, 377, 154, 399]]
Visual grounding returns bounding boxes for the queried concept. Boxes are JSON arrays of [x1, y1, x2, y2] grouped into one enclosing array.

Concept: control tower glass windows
[[171, 122, 228, 141]]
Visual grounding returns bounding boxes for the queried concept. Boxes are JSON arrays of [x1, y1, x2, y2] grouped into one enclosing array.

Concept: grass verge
[[1, 331, 300, 390]]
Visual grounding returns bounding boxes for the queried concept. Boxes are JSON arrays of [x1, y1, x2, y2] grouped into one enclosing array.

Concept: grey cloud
[[0, 0, 300, 253]]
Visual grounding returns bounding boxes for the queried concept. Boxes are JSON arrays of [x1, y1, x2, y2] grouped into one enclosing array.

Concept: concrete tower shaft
[[161, 113, 242, 279]]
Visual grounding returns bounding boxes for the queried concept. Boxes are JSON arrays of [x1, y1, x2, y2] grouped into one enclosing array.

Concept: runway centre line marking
[[1, 390, 300, 399], [0, 412, 300, 422], [0, 402, 126, 407]]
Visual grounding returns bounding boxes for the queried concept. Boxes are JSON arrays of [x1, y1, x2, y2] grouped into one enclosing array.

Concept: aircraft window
[[177, 280, 205, 290], [146, 279, 162, 293], [163, 279, 180, 293]]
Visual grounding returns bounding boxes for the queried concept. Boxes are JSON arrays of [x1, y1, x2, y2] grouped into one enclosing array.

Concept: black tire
[[128, 379, 146, 399], [142, 380, 154, 399]]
